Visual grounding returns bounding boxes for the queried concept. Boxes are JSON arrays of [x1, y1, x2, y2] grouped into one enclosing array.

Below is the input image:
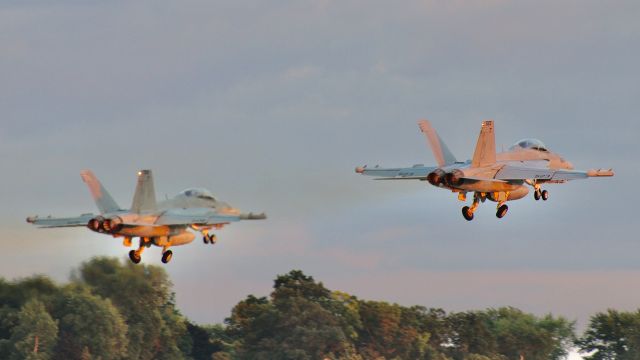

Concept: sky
[[1, 1, 639, 356]]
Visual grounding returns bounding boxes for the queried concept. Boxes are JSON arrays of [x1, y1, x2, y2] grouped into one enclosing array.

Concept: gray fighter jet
[[27, 170, 266, 263], [356, 120, 613, 220]]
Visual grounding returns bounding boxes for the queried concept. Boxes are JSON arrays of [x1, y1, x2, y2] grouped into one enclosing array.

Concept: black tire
[[203, 236, 209, 244], [209, 234, 217, 244], [162, 250, 173, 264], [534, 190, 540, 201], [462, 206, 474, 221], [496, 204, 509, 219], [129, 250, 141, 264], [541, 190, 549, 201]]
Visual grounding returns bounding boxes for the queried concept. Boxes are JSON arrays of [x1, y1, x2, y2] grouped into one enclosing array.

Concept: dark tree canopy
[[0, 260, 625, 360]]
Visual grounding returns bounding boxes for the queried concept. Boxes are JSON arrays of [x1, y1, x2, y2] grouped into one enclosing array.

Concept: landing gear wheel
[[203, 236, 209, 244], [541, 190, 549, 201], [461, 206, 474, 221], [129, 250, 141, 264], [496, 204, 509, 219], [208, 234, 217, 244], [534, 190, 541, 201], [161, 250, 173, 264]]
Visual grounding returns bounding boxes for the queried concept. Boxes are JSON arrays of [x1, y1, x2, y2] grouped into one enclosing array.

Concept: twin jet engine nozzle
[[87, 216, 123, 234], [427, 168, 464, 188]]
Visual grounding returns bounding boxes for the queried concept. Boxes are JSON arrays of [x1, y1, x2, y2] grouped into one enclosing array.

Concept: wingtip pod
[[587, 168, 614, 177], [240, 212, 267, 220]]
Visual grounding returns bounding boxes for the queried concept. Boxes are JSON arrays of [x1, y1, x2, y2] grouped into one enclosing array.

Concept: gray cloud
[[1, 0, 639, 332]]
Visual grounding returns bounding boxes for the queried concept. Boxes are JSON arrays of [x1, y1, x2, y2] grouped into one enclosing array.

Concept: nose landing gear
[[201, 229, 217, 244], [532, 182, 549, 202]]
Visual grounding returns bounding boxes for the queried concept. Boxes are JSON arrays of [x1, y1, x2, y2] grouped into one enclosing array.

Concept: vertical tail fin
[[131, 170, 157, 214], [80, 170, 121, 214], [418, 120, 457, 167], [471, 120, 496, 168]]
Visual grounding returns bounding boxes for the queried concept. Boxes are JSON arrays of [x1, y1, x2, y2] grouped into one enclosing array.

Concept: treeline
[[0, 258, 638, 360]]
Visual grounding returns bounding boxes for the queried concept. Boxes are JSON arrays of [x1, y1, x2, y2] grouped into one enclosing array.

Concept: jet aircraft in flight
[[27, 170, 266, 263], [356, 120, 613, 220]]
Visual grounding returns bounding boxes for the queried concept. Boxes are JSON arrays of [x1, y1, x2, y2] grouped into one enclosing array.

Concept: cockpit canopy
[[179, 188, 217, 202], [509, 138, 548, 152]]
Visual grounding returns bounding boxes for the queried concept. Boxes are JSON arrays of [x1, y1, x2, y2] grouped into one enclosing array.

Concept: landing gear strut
[[128, 238, 148, 264], [461, 192, 482, 221]]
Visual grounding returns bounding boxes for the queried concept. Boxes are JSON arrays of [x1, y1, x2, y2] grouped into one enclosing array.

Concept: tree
[[50, 286, 128, 360], [227, 270, 353, 359], [577, 309, 640, 360], [447, 311, 497, 359], [488, 307, 573, 360], [76, 257, 189, 360], [9, 299, 58, 360]]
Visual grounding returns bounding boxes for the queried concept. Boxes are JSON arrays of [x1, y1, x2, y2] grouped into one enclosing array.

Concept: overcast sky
[[1, 1, 639, 346]]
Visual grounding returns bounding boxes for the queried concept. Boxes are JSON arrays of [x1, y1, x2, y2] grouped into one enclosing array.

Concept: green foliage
[[356, 301, 430, 359], [577, 309, 640, 360], [9, 299, 58, 360], [50, 286, 128, 360], [227, 270, 353, 359], [0, 260, 593, 360], [447, 307, 573, 360], [77, 257, 189, 360]]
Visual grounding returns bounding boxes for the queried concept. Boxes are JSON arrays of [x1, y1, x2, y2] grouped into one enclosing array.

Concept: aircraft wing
[[155, 209, 266, 226], [495, 165, 614, 181], [355, 165, 436, 180], [26, 213, 95, 228]]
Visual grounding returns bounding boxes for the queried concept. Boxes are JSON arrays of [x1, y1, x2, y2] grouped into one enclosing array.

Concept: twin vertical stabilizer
[[80, 170, 121, 214], [131, 170, 157, 213], [418, 120, 457, 167], [471, 120, 496, 168]]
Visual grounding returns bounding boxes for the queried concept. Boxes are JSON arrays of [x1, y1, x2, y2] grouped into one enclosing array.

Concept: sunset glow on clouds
[[1, 5, 638, 352]]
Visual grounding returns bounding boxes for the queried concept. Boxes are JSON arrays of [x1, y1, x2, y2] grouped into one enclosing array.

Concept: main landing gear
[[126, 238, 175, 264], [496, 204, 509, 218], [161, 250, 173, 264], [459, 192, 510, 220], [461, 192, 482, 221], [129, 249, 142, 264]]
